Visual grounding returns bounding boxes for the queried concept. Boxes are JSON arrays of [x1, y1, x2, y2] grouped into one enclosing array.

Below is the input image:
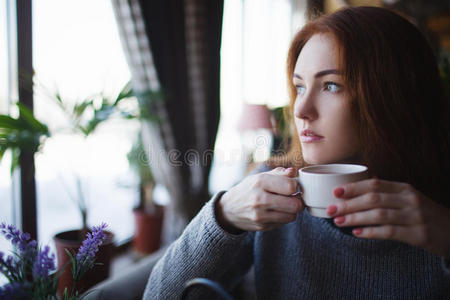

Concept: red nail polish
[[334, 216, 345, 225], [327, 205, 337, 216], [353, 228, 363, 235], [334, 187, 344, 198]]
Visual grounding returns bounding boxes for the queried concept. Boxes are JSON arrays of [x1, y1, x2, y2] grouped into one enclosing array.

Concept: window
[[0, 0, 15, 286], [33, 0, 137, 246], [210, 0, 306, 193]]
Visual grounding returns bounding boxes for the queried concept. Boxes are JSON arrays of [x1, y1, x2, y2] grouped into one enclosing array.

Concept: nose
[[293, 91, 318, 121]]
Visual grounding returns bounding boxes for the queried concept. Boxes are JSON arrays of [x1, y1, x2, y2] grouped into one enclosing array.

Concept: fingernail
[[287, 167, 294, 171], [334, 187, 344, 198], [327, 205, 337, 216], [353, 228, 363, 235], [334, 216, 345, 225]]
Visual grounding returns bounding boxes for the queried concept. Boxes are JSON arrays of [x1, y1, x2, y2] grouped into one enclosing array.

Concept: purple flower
[[0, 282, 31, 299], [0, 222, 108, 297], [0, 251, 16, 275], [0, 223, 35, 254], [32, 245, 56, 279], [76, 223, 108, 269], [0, 251, 7, 273]]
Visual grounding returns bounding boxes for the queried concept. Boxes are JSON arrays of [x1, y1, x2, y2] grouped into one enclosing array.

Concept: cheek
[[307, 107, 360, 163], [328, 111, 360, 151], [294, 117, 302, 131], [294, 118, 305, 141]]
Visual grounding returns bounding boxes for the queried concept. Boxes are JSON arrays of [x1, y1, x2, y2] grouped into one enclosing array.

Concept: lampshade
[[237, 103, 273, 131]]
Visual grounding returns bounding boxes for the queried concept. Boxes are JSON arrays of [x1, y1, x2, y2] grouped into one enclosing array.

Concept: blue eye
[[295, 85, 306, 95], [325, 82, 341, 93]]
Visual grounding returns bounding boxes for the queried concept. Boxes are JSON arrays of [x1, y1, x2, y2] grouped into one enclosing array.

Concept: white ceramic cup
[[298, 164, 369, 218]]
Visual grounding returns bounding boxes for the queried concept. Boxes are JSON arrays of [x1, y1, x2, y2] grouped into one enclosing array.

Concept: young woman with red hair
[[145, 6, 450, 299]]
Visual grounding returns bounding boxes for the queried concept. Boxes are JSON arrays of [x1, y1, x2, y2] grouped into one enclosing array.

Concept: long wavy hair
[[268, 6, 450, 205]]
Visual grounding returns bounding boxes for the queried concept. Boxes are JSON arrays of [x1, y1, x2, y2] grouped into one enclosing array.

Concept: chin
[[305, 159, 334, 165], [302, 150, 342, 165], [303, 152, 362, 166], [303, 156, 332, 165]]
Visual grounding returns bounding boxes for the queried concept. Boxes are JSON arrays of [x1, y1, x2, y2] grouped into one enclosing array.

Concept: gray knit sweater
[[144, 192, 450, 299]]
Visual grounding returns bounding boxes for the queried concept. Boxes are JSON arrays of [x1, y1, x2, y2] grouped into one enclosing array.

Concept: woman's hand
[[216, 167, 304, 233], [326, 178, 450, 259]]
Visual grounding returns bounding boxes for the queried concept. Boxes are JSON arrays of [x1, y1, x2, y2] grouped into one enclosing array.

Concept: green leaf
[[113, 81, 133, 106], [0, 147, 6, 162], [77, 123, 92, 136], [63, 287, 69, 300], [10, 148, 20, 174], [72, 99, 93, 118], [55, 92, 63, 104], [65, 248, 79, 281], [17, 103, 49, 134], [0, 115, 25, 130], [127, 133, 154, 187]]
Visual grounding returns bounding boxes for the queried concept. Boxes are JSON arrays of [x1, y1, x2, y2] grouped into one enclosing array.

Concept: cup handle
[[291, 177, 303, 197]]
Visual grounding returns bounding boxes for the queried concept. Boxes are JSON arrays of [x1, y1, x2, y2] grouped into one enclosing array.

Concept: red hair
[[269, 6, 450, 205]]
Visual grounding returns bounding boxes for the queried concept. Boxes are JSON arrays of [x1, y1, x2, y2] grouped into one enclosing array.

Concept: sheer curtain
[[209, 0, 307, 193], [242, 0, 294, 107], [112, 0, 224, 244]]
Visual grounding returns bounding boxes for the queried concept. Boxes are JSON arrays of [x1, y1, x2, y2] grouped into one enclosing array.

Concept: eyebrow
[[293, 69, 341, 80]]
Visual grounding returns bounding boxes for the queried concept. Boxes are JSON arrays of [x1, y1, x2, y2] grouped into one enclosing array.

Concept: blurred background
[[1, 0, 449, 294]]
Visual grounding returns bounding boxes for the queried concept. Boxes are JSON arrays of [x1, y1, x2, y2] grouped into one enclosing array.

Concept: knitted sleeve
[[442, 257, 450, 275], [143, 191, 254, 300]]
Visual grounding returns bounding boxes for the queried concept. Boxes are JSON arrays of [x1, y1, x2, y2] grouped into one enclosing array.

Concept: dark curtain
[[112, 0, 223, 244]]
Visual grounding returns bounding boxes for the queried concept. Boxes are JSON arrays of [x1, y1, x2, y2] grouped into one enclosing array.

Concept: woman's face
[[293, 33, 361, 165]]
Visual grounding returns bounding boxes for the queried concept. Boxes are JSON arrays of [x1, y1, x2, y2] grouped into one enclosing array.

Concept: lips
[[302, 129, 323, 137], [301, 129, 324, 143]]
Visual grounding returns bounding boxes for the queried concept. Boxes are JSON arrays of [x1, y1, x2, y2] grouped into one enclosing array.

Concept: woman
[[145, 6, 450, 299]]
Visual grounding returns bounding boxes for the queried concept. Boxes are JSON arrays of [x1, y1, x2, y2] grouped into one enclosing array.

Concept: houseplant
[[0, 102, 50, 173], [45, 81, 137, 295], [0, 91, 125, 295], [49, 82, 165, 290], [0, 222, 107, 299], [127, 133, 164, 257], [48, 81, 135, 234], [1, 80, 164, 290], [270, 105, 291, 154], [48, 82, 163, 239]]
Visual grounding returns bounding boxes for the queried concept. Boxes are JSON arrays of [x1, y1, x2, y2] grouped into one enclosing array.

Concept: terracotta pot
[[53, 229, 115, 297], [133, 205, 164, 255]]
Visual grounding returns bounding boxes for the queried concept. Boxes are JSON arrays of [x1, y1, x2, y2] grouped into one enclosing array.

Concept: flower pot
[[53, 229, 115, 297], [133, 205, 164, 256]]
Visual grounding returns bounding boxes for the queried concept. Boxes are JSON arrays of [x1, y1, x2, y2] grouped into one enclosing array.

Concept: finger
[[333, 207, 421, 227], [260, 210, 298, 224], [352, 225, 424, 246], [335, 178, 408, 199], [327, 192, 410, 217], [269, 167, 297, 178], [254, 173, 299, 196], [262, 194, 304, 214]]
